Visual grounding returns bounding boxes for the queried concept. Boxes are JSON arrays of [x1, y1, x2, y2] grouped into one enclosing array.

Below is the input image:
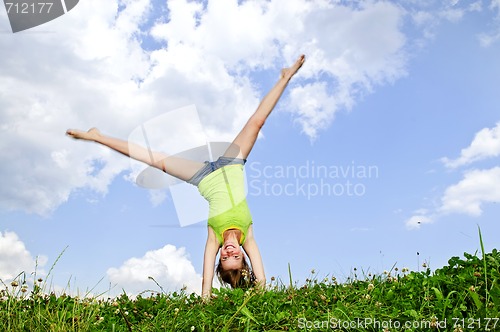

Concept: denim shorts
[[187, 156, 246, 186]]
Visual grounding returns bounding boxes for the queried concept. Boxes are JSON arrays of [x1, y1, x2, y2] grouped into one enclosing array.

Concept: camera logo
[[3, 0, 79, 33]]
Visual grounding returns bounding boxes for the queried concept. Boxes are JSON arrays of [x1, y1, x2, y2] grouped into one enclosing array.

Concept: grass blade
[[478, 225, 489, 305]]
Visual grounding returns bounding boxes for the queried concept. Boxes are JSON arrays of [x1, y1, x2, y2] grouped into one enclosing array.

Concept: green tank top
[[197, 164, 252, 246]]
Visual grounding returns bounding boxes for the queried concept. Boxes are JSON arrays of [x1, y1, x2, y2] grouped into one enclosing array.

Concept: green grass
[[2, 239, 500, 331]]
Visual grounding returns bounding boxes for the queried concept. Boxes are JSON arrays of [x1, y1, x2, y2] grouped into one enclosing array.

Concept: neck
[[223, 229, 241, 243]]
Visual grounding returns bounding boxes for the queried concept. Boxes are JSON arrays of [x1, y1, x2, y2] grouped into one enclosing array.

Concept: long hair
[[215, 255, 256, 289]]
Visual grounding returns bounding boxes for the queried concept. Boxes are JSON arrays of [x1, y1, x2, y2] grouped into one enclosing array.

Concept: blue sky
[[1, 0, 500, 297]]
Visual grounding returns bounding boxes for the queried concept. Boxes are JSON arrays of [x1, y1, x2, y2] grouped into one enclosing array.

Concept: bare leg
[[66, 128, 204, 182], [225, 55, 305, 160]]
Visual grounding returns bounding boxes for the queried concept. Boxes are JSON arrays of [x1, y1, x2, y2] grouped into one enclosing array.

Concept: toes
[[294, 55, 305, 68]]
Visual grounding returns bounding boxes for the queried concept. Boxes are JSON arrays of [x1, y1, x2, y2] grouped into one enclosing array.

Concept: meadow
[[1, 233, 499, 331]]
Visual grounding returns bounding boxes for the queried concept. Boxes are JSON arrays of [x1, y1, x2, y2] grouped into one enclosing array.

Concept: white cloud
[[0, 231, 47, 281], [491, 0, 500, 11], [0, 0, 413, 215], [0, 0, 153, 216], [406, 121, 500, 228], [478, 0, 500, 46], [442, 122, 500, 168], [283, 1, 408, 139], [288, 82, 337, 138], [150, 0, 409, 141], [107, 244, 202, 296], [439, 167, 500, 216], [439, 8, 465, 22], [469, 1, 483, 12], [408, 0, 493, 47], [5, 0, 499, 216], [479, 31, 500, 47]]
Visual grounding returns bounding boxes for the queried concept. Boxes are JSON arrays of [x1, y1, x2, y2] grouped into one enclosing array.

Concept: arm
[[242, 225, 265, 288], [201, 226, 219, 299], [66, 128, 168, 171]]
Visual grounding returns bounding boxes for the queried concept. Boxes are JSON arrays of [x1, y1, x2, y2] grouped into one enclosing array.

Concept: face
[[220, 242, 244, 270]]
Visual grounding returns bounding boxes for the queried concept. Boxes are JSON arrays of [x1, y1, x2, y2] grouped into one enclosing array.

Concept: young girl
[[67, 55, 305, 298]]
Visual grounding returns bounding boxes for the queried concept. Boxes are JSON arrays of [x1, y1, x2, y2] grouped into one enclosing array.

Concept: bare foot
[[66, 127, 101, 141], [281, 54, 305, 81]]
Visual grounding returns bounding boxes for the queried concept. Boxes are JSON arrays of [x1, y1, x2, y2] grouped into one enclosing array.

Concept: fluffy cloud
[[442, 122, 500, 168], [439, 167, 500, 216], [407, 123, 500, 229], [107, 245, 202, 296], [0, 231, 47, 281], [0, 0, 152, 216], [148, 0, 411, 140], [4, 0, 498, 216], [438, 123, 500, 216], [0, 0, 413, 216], [287, 82, 337, 138]]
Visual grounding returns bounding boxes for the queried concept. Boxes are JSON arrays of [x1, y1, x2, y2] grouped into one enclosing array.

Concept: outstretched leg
[[225, 55, 305, 160], [66, 128, 204, 182]]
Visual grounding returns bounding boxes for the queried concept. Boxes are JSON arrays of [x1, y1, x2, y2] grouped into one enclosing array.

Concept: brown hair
[[215, 255, 256, 289]]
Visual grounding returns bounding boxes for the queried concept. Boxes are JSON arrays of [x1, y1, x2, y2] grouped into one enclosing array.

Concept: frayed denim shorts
[[187, 156, 246, 186]]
